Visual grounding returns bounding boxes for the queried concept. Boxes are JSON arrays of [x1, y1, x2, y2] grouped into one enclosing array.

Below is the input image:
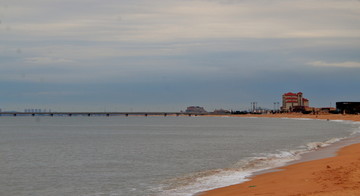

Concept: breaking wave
[[152, 119, 360, 196]]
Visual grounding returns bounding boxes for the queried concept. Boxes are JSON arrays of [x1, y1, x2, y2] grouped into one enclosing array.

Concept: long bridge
[[0, 112, 208, 117]]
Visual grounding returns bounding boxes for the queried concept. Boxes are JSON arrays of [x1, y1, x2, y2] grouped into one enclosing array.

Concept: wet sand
[[200, 114, 360, 196]]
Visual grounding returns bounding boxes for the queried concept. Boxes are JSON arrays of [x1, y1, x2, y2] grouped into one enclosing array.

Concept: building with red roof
[[281, 92, 309, 112]]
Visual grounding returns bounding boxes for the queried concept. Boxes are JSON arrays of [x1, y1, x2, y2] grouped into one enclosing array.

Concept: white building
[[281, 92, 309, 112]]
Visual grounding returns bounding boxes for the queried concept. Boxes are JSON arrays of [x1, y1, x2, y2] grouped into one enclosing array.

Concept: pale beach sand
[[200, 114, 360, 196]]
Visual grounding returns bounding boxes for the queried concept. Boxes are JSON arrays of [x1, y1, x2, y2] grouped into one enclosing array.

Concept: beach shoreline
[[199, 114, 360, 196]]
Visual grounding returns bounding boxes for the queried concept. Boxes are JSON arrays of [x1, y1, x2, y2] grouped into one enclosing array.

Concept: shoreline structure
[[200, 113, 360, 196]]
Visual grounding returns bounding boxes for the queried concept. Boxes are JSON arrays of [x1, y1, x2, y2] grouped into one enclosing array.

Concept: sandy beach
[[200, 114, 360, 196]]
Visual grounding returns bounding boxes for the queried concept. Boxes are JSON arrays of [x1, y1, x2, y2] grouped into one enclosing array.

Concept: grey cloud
[[3, 0, 360, 43], [1, 0, 359, 111]]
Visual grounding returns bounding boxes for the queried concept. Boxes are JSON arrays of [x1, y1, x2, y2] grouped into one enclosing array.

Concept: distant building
[[281, 92, 309, 112], [319, 107, 337, 114], [185, 106, 207, 113], [212, 109, 231, 114], [336, 102, 360, 114]]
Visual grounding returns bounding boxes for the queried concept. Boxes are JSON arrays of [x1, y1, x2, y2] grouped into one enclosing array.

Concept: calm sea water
[[0, 116, 359, 196]]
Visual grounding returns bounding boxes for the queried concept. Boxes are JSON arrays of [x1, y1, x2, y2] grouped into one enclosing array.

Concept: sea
[[0, 116, 359, 196]]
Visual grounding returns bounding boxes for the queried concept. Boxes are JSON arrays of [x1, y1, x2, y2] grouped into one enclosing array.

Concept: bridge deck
[[0, 112, 207, 117]]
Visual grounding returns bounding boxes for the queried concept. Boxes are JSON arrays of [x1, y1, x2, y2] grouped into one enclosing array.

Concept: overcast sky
[[1, 0, 360, 112]]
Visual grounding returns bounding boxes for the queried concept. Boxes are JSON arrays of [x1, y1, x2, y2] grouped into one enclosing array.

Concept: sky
[[1, 0, 360, 112]]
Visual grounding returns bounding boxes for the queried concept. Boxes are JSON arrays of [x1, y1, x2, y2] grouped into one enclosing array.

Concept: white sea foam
[[331, 120, 360, 135], [306, 137, 344, 150], [153, 118, 360, 196], [155, 137, 349, 196], [154, 170, 252, 196], [154, 149, 304, 196]]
